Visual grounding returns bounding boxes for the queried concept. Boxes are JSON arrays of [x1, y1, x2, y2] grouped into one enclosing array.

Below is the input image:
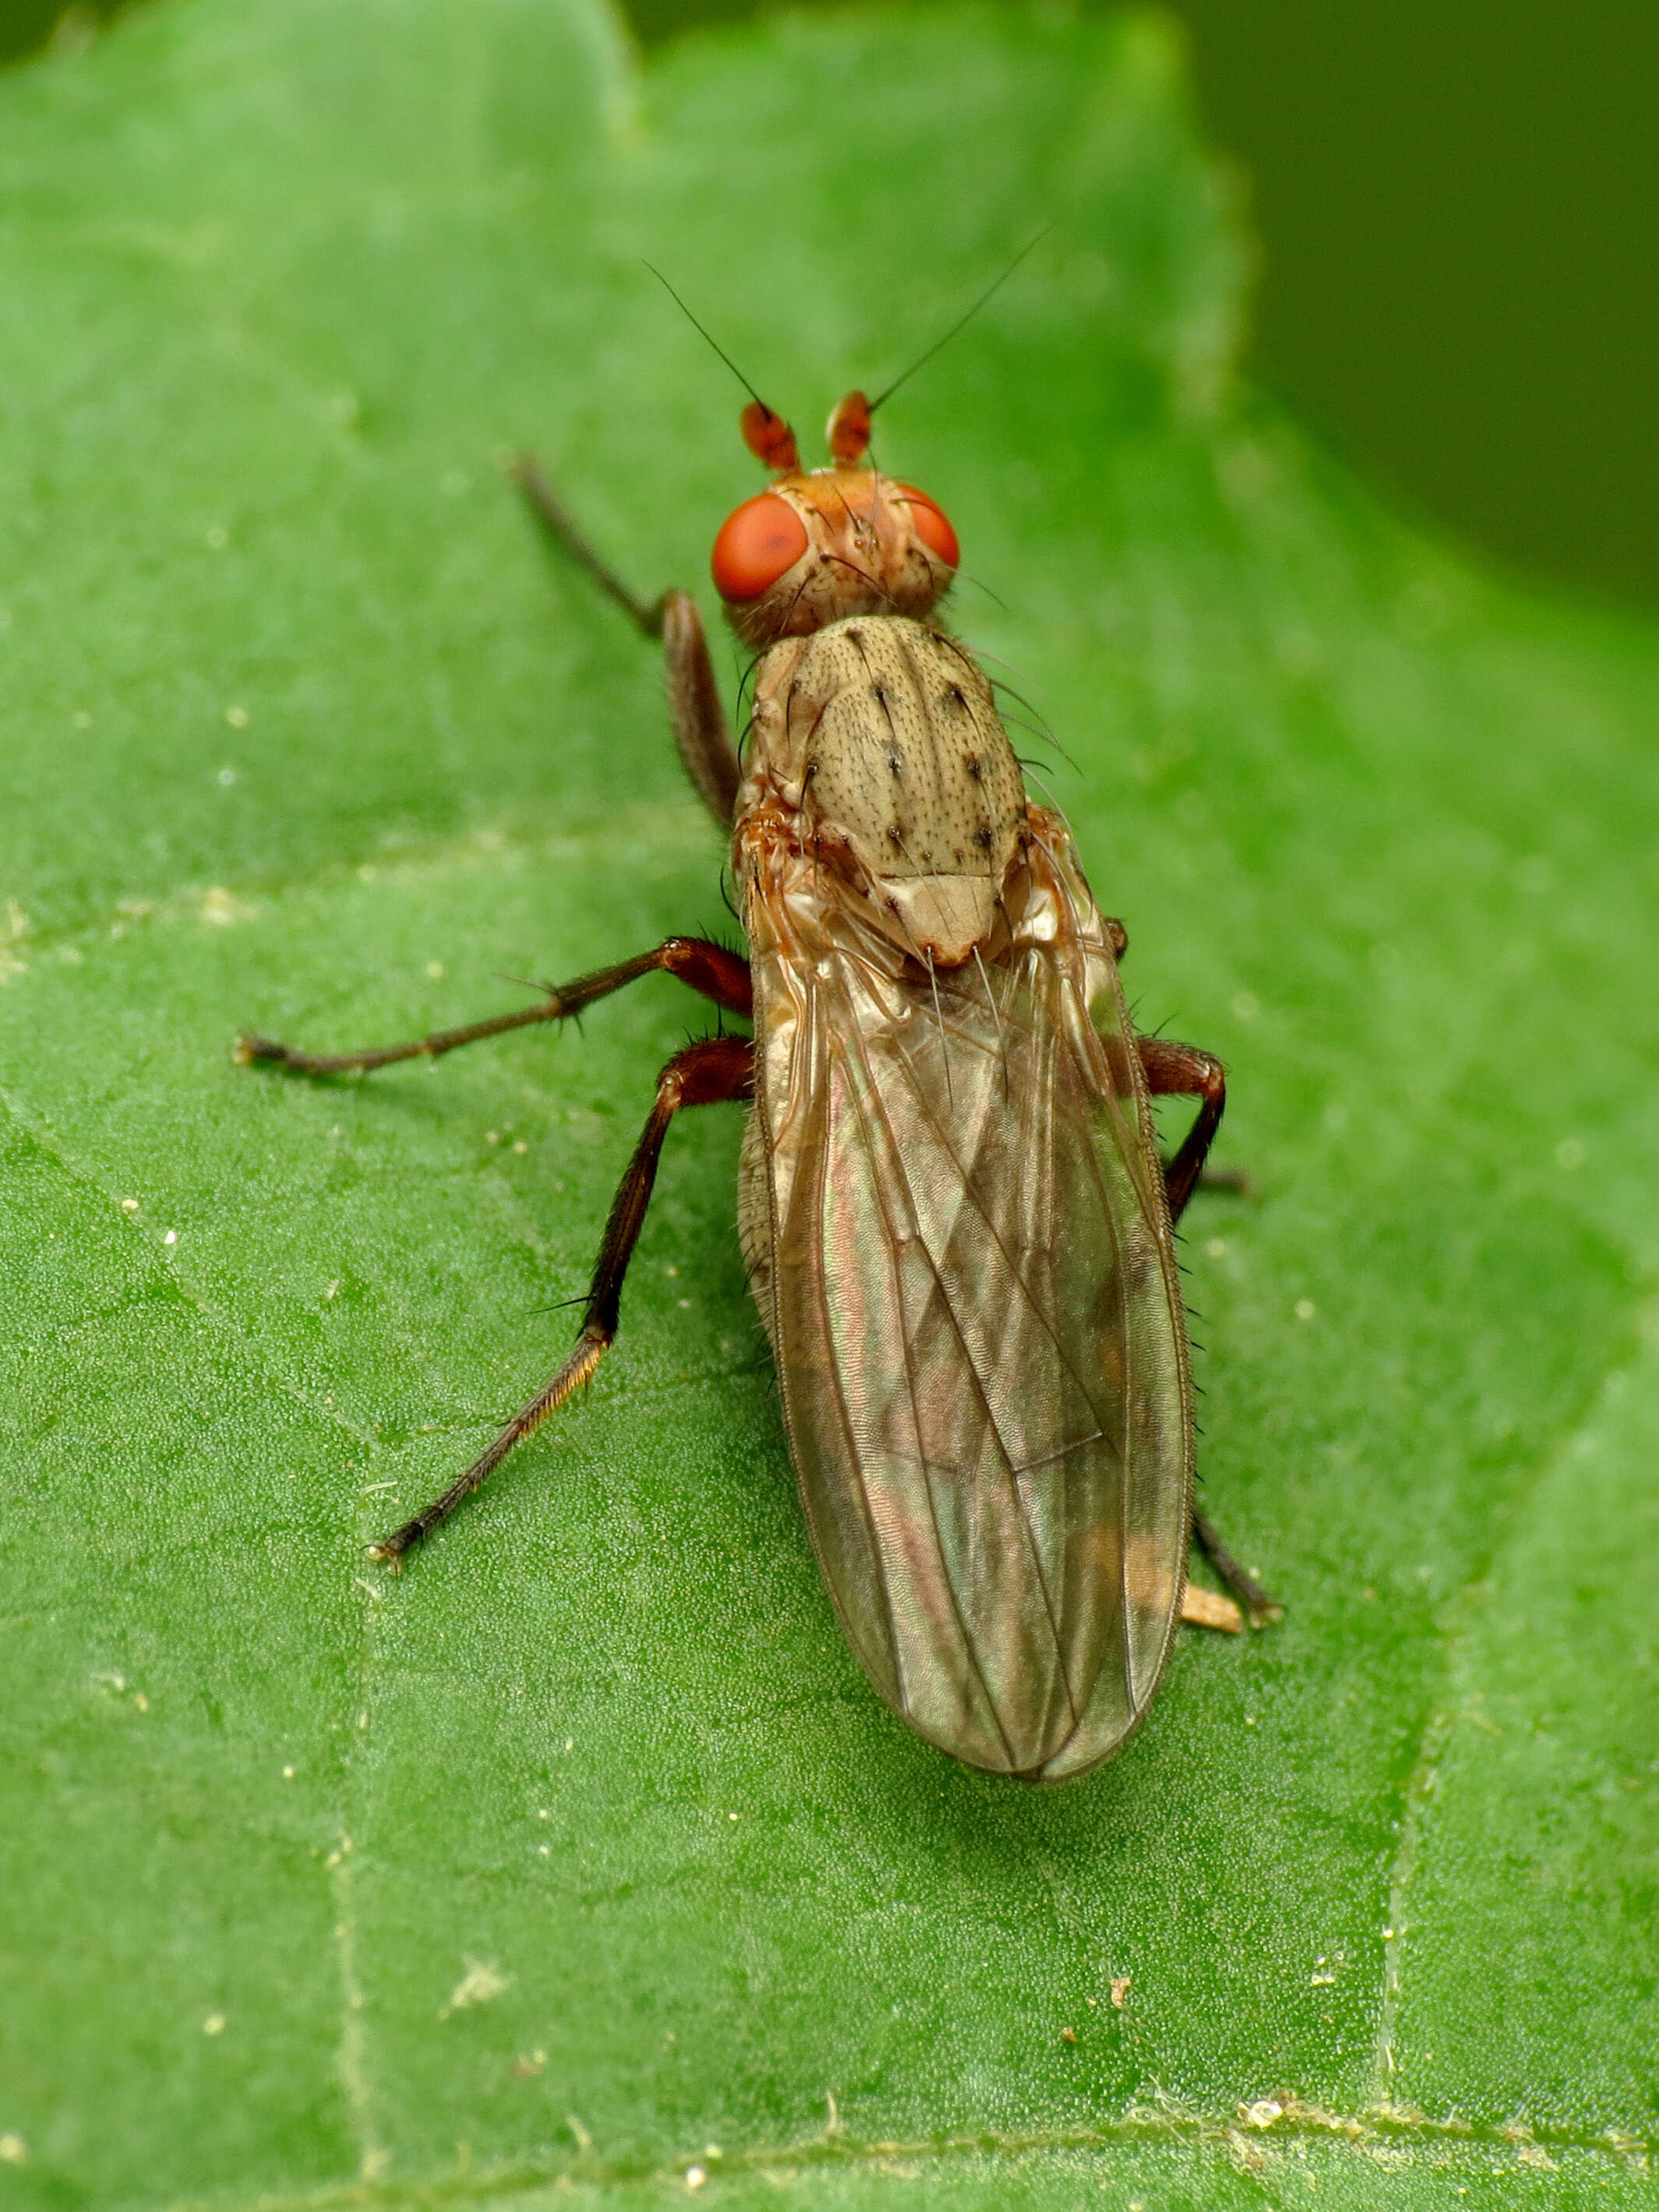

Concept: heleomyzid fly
[[238, 277, 1279, 1780]]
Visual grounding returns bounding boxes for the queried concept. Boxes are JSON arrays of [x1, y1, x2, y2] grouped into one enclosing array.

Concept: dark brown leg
[[511, 455, 742, 826], [1136, 1035, 1226, 1225], [372, 1033, 754, 1565], [1191, 1507, 1283, 1628], [235, 937, 752, 1076], [510, 454, 669, 637], [1138, 1035, 1283, 1628]]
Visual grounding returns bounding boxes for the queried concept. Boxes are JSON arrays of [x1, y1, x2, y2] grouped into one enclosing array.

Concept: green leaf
[[2, 1, 1656, 2203]]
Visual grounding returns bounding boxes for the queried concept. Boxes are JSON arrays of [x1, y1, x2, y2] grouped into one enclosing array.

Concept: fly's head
[[710, 392, 959, 649]]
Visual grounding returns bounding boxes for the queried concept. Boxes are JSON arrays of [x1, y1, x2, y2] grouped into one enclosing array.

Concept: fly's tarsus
[[1191, 1506, 1283, 1628], [512, 451, 741, 827], [372, 1325, 609, 1568], [510, 453, 666, 640], [232, 996, 572, 1077], [371, 1032, 753, 1565]]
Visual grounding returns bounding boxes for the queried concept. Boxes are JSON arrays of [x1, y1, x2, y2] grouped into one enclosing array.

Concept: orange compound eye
[[894, 484, 959, 571], [711, 494, 810, 602]]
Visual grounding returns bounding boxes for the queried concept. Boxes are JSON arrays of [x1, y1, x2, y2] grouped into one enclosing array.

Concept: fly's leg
[[1136, 1035, 1227, 1225], [510, 454, 668, 637], [1138, 1034, 1283, 1628], [236, 937, 752, 1075], [512, 454, 742, 825], [372, 1032, 754, 1566], [1191, 1509, 1282, 1628], [1132, 1021, 1256, 1203]]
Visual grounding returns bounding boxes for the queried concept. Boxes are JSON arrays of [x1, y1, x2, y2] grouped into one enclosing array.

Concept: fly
[[238, 291, 1280, 1781]]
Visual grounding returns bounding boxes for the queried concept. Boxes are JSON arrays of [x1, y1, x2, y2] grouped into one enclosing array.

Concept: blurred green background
[[7, 0, 1656, 610]]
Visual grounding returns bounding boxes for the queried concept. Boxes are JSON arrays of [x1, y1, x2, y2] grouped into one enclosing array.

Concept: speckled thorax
[[736, 614, 1026, 968]]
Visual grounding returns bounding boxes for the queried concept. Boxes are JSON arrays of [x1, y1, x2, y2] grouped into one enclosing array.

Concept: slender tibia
[[372, 1033, 754, 1565], [235, 937, 753, 1076], [1136, 1035, 1225, 1224], [1191, 1507, 1283, 1628]]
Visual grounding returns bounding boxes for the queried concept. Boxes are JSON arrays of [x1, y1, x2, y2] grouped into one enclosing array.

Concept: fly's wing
[[747, 833, 1192, 1781]]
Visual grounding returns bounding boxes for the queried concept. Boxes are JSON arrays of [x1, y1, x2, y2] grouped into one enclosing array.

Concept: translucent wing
[[743, 819, 1192, 1780]]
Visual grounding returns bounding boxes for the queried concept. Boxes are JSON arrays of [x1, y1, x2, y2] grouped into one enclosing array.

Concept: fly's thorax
[[740, 616, 1025, 968]]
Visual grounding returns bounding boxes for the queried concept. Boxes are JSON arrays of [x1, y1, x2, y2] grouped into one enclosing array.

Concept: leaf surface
[[1, 2, 1656, 2203]]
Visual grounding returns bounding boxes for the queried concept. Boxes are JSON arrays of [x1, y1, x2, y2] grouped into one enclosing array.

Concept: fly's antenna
[[644, 263, 799, 467], [867, 226, 1053, 415], [644, 263, 771, 416]]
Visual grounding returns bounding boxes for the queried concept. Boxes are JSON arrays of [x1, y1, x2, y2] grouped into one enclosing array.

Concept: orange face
[[709, 391, 958, 649]]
